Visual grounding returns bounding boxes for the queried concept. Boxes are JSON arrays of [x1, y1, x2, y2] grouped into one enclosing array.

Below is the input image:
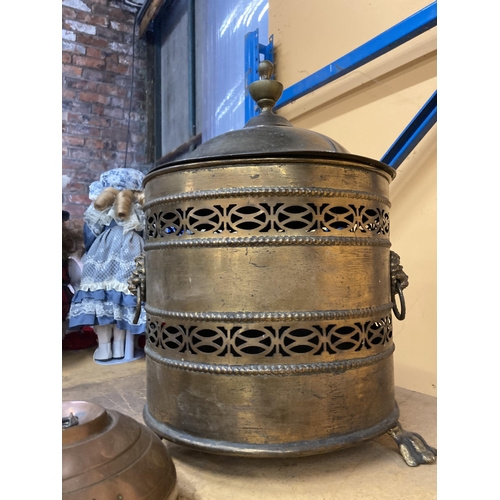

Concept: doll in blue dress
[[67, 168, 146, 361]]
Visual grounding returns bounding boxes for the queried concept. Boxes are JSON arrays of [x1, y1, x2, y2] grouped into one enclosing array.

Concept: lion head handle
[[390, 251, 408, 321], [390, 251, 409, 291], [128, 252, 146, 324]]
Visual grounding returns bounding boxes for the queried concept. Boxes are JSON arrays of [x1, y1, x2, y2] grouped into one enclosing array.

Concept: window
[[140, 0, 269, 163]]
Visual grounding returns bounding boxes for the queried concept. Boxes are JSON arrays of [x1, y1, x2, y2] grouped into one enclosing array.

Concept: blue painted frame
[[245, 30, 274, 122]]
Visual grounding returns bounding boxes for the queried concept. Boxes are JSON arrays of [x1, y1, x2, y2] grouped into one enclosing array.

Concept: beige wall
[[269, 0, 437, 396]]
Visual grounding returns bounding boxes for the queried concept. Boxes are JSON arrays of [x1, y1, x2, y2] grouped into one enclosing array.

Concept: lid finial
[[248, 60, 284, 114]]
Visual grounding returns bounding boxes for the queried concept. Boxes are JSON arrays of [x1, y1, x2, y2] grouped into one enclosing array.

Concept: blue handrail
[[245, 2, 437, 168], [245, 31, 274, 122], [275, 2, 437, 110], [381, 91, 437, 169]]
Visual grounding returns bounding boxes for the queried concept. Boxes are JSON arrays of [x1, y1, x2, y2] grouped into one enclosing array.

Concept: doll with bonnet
[[67, 168, 147, 362]]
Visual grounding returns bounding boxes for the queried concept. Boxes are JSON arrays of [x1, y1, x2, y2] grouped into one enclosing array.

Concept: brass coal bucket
[[133, 61, 436, 467]]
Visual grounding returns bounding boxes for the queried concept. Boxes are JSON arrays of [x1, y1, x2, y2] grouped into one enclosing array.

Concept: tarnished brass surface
[[139, 61, 432, 461], [143, 351, 397, 457], [62, 401, 178, 499], [142, 154, 398, 456]]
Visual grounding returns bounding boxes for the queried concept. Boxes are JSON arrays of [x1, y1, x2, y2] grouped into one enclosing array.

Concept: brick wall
[[62, 0, 151, 220]]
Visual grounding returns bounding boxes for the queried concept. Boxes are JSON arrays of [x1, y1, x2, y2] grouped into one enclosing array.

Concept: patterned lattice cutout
[[147, 317, 393, 357], [146, 202, 389, 239]]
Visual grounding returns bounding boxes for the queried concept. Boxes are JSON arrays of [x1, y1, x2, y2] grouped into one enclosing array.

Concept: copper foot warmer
[[131, 61, 436, 467], [62, 401, 178, 499]]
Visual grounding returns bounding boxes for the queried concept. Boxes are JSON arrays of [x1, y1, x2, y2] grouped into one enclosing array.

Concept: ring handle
[[392, 280, 406, 321], [127, 253, 146, 325], [132, 283, 142, 325], [390, 251, 409, 321]]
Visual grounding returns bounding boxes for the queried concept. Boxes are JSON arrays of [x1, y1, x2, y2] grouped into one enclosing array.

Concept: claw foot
[[387, 421, 437, 467]]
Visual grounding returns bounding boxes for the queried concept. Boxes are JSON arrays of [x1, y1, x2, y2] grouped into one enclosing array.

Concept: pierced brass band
[[145, 312, 394, 365], [145, 203, 390, 241]]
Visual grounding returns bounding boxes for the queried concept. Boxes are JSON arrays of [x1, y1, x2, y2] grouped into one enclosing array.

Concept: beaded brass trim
[[145, 343, 395, 375], [145, 304, 393, 322], [144, 235, 391, 249], [143, 186, 391, 211]]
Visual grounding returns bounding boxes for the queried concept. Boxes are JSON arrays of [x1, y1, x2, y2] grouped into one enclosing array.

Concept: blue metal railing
[[274, 2, 437, 110], [245, 2, 437, 169], [381, 91, 437, 169], [245, 31, 274, 122]]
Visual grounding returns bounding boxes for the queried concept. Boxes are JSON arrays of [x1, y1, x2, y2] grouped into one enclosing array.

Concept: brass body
[[142, 156, 399, 457], [62, 401, 178, 499]]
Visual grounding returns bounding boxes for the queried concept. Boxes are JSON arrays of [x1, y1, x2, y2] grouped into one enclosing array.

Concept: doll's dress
[[67, 202, 146, 334]]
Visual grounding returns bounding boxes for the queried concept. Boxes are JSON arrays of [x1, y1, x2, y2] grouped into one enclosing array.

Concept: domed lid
[[151, 60, 394, 179], [187, 60, 349, 159]]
